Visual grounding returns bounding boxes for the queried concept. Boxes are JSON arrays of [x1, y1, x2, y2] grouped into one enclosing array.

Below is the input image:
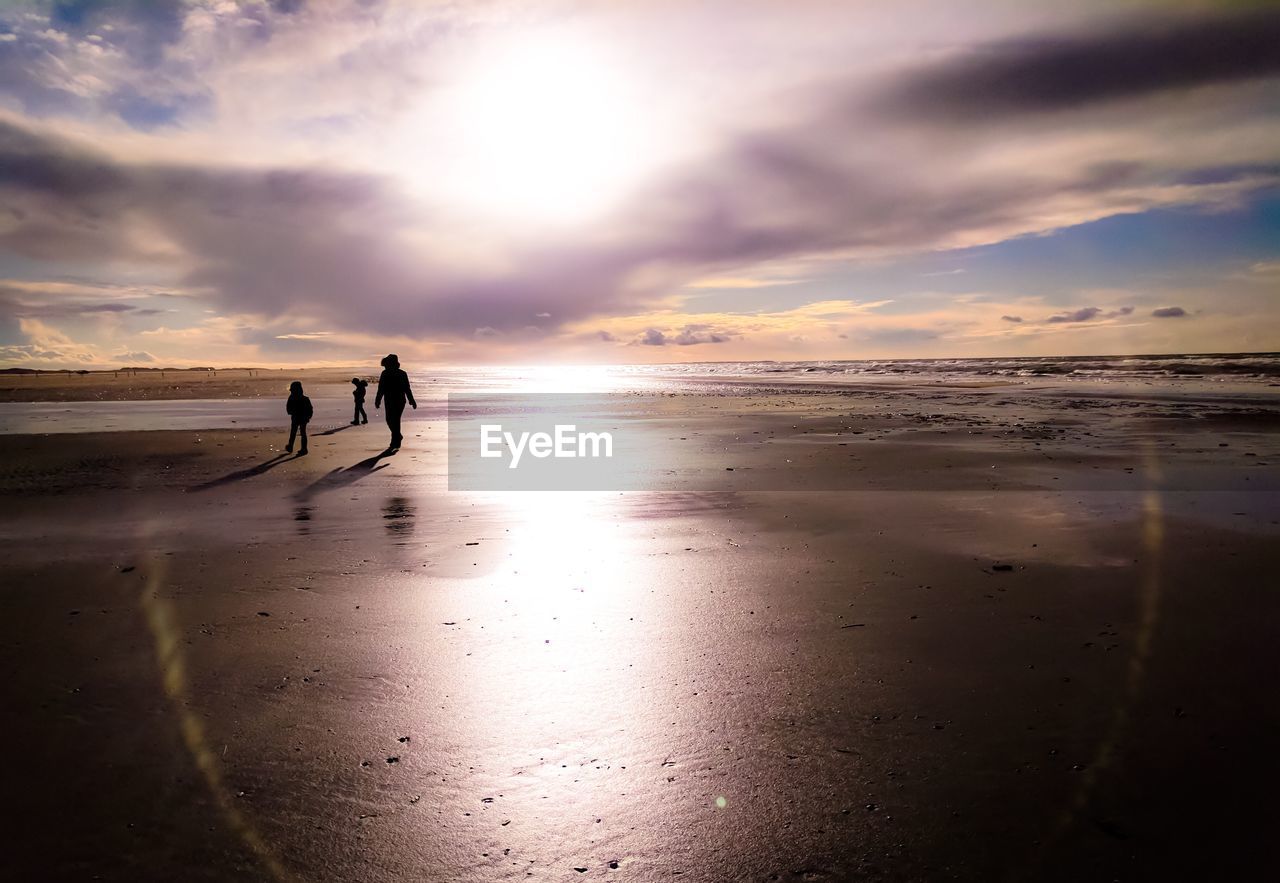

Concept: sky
[[0, 0, 1277, 368]]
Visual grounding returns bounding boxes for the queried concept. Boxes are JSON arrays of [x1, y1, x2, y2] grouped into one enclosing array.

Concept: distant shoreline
[[0, 366, 281, 375], [3, 350, 1280, 376]]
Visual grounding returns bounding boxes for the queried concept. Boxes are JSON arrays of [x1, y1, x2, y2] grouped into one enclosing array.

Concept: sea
[[606, 352, 1280, 381]]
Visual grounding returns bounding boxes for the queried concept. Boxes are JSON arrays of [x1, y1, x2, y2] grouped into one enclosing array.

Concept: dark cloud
[[1152, 306, 1188, 318], [77, 303, 133, 313], [1046, 306, 1102, 323], [1000, 314, 1023, 323], [856, 327, 939, 345], [1175, 163, 1280, 187], [672, 325, 730, 345], [1045, 305, 1132, 324], [632, 325, 731, 346], [0, 286, 141, 319], [883, 9, 1280, 120], [0, 119, 662, 337], [0, 110, 1261, 344]]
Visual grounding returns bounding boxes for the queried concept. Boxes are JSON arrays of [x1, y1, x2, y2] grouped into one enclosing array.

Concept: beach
[[2, 368, 1278, 881], [3, 0, 1278, 877]]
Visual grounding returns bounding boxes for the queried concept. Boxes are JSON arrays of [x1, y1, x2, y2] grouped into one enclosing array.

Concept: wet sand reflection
[[402, 492, 673, 876], [382, 497, 416, 540]]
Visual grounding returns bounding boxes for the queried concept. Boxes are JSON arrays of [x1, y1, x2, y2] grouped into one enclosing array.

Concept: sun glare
[[400, 30, 658, 225]]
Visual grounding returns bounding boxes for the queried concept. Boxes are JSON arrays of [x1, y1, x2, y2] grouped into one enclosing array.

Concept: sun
[[396, 29, 660, 226]]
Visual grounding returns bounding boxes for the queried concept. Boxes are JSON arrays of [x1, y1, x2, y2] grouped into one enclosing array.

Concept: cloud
[[0, 3, 1277, 365], [79, 303, 135, 313], [1045, 305, 1132, 323], [0, 344, 91, 365], [112, 349, 155, 362], [1151, 306, 1188, 318], [632, 325, 730, 346], [18, 317, 77, 349], [0, 289, 143, 319], [4, 317, 97, 364], [671, 324, 731, 345], [857, 326, 939, 346], [1000, 314, 1023, 323], [687, 275, 808, 289], [3, 0, 1276, 353], [0, 117, 669, 339], [0, 0, 203, 128], [1046, 306, 1102, 324], [881, 8, 1280, 120]]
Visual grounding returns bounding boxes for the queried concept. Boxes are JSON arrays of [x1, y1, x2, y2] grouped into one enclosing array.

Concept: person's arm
[[286, 398, 294, 416], [374, 373, 384, 408], [405, 373, 416, 409]]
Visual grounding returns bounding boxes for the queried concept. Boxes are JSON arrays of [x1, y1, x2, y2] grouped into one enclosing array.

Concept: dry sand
[[1, 380, 1278, 881], [0, 368, 360, 402]]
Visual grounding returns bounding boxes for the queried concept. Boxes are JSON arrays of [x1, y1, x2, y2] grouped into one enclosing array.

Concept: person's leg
[[352, 402, 359, 425], [299, 422, 308, 453], [387, 401, 404, 447], [360, 403, 368, 424], [287, 421, 297, 452]]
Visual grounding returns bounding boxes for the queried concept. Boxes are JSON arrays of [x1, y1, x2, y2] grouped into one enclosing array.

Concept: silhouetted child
[[350, 377, 369, 425], [285, 381, 313, 455]]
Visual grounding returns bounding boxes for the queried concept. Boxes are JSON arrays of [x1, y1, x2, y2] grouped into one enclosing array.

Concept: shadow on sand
[[314, 424, 355, 437], [293, 449, 397, 502], [188, 452, 296, 492]]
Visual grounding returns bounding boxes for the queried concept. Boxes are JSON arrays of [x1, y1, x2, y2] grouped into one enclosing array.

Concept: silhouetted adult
[[374, 354, 416, 449]]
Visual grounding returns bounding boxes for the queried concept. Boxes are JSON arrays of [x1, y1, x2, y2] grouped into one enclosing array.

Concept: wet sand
[[2, 382, 1279, 881]]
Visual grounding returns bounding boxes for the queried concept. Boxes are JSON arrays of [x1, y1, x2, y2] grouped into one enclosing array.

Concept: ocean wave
[[620, 353, 1280, 382]]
